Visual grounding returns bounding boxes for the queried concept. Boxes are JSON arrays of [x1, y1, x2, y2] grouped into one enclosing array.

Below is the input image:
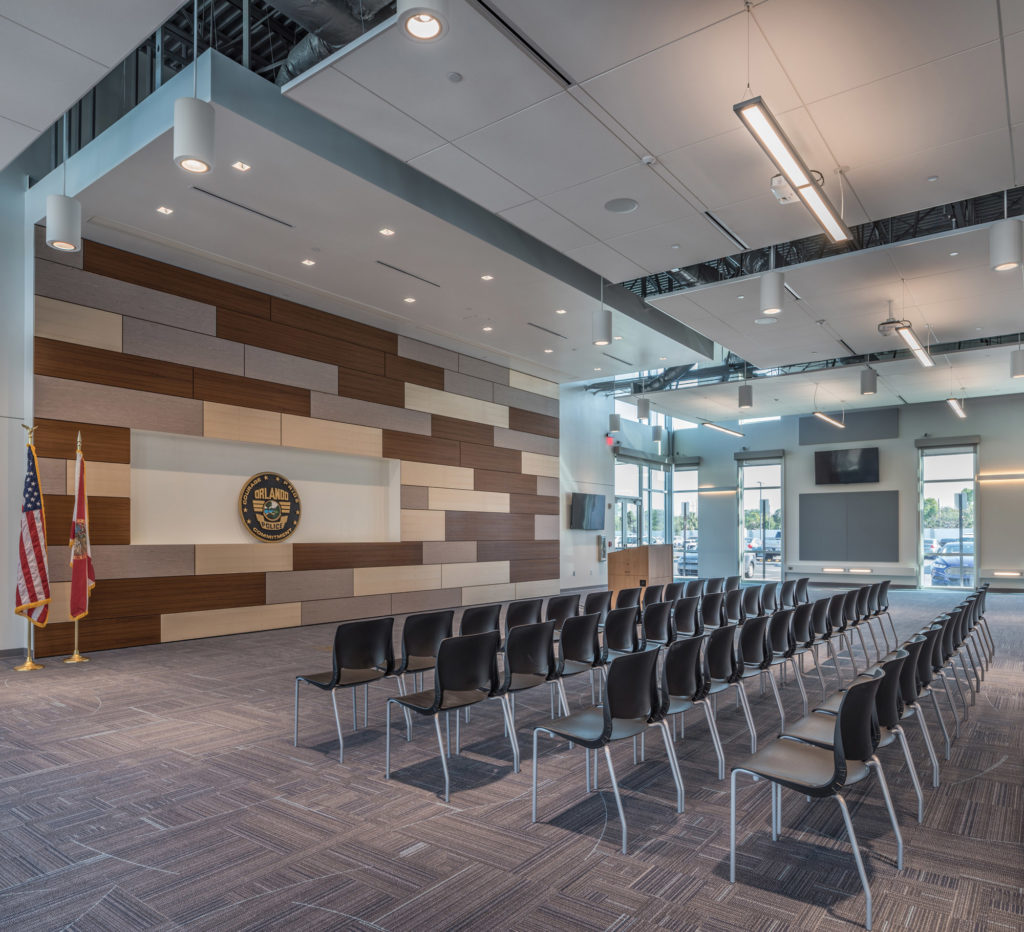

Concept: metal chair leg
[[656, 721, 685, 813], [869, 757, 904, 870], [826, 639, 844, 689], [835, 793, 873, 931], [928, 688, 952, 760], [331, 689, 344, 763], [385, 698, 393, 779], [603, 746, 628, 854], [352, 688, 358, 731], [894, 726, 924, 822], [766, 667, 786, 733], [701, 699, 726, 779], [500, 696, 520, 773], [735, 682, 758, 753], [433, 714, 450, 803], [789, 656, 808, 717], [810, 645, 827, 700], [729, 769, 740, 883], [293, 679, 300, 746], [912, 705, 940, 787], [363, 682, 368, 727]]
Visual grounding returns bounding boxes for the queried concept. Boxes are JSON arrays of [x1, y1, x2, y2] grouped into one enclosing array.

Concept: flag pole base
[[14, 658, 44, 671], [63, 652, 89, 664]]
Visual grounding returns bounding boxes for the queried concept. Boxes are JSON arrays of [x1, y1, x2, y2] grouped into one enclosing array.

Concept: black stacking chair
[[663, 634, 725, 779], [642, 584, 664, 609], [779, 579, 797, 609], [791, 601, 826, 698], [742, 585, 761, 619], [760, 581, 779, 613], [532, 649, 684, 854], [663, 581, 686, 603], [828, 592, 860, 676], [604, 606, 642, 661], [683, 578, 705, 598], [505, 598, 543, 633], [724, 575, 742, 592], [582, 590, 613, 626], [705, 577, 725, 595], [460, 603, 501, 636], [641, 601, 674, 649], [398, 610, 454, 692], [615, 587, 642, 610], [810, 597, 844, 689], [864, 582, 890, 654], [385, 630, 512, 803], [794, 577, 811, 604], [898, 635, 941, 788], [765, 608, 807, 726], [846, 587, 879, 665], [731, 670, 902, 932], [723, 588, 745, 626], [917, 624, 952, 761], [500, 621, 559, 763], [705, 621, 758, 753], [294, 617, 396, 762], [673, 596, 700, 637], [876, 579, 898, 646], [554, 613, 603, 711], [545, 593, 580, 635], [699, 591, 725, 630], [932, 614, 969, 730]]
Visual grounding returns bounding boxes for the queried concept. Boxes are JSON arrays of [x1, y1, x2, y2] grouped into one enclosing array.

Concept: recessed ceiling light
[[754, 317, 777, 325], [737, 295, 745, 300], [949, 251, 958, 257], [613, 335, 623, 341], [482, 326, 493, 332], [156, 206, 173, 215], [403, 297, 416, 303], [594, 367, 602, 371], [671, 244, 681, 250], [231, 161, 251, 172], [555, 308, 567, 315], [927, 175, 939, 182], [604, 197, 639, 214], [544, 348, 553, 353], [659, 356, 667, 361], [379, 228, 395, 237], [447, 71, 463, 83], [301, 258, 316, 266], [762, 307, 781, 315], [480, 274, 494, 281]]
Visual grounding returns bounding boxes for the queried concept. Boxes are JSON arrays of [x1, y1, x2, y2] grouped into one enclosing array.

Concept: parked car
[[675, 541, 698, 576], [930, 540, 975, 587]]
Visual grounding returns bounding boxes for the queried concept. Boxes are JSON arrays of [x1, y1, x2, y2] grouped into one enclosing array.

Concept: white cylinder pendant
[[608, 413, 621, 432], [636, 397, 650, 421], [760, 269, 784, 314], [174, 97, 215, 174], [46, 194, 81, 252], [592, 308, 612, 346], [738, 383, 753, 408], [1012, 348, 1024, 379], [990, 218, 1022, 271], [652, 425, 664, 443], [860, 368, 878, 395], [397, 0, 449, 41]]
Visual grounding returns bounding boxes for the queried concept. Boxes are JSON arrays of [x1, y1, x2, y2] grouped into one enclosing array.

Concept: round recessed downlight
[[544, 348, 553, 353], [403, 297, 416, 303], [482, 326, 493, 332], [398, 0, 449, 40], [555, 308, 567, 315], [762, 307, 781, 315], [604, 197, 639, 214], [480, 274, 493, 281], [754, 317, 777, 325]]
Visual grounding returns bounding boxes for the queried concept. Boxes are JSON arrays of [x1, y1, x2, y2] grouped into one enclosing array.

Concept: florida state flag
[[69, 446, 96, 621]]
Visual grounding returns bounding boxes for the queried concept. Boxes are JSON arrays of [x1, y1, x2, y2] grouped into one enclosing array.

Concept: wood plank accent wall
[[32, 241, 562, 656]]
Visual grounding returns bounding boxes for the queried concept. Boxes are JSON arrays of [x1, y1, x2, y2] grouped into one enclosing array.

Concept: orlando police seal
[[239, 473, 301, 542]]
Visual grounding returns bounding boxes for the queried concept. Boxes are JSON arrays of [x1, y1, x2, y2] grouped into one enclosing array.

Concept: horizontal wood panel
[[445, 511, 536, 541], [34, 615, 161, 657], [84, 240, 270, 319], [521, 451, 559, 478], [33, 418, 130, 463], [385, 354, 444, 390], [43, 495, 130, 546], [35, 337, 194, 398], [161, 602, 301, 643], [422, 540, 477, 564], [510, 558, 561, 583], [65, 460, 130, 498], [383, 430, 460, 467], [203, 402, 282, 445], [440, 560, 509, 589], [293, 542, 423, 571], [427, 488, 509, 513], [84, 573, 267, 618], [353, 564, 441, 596], [48, 544, 195, 581], [509, 407, 559, 439], [515, 579, 561, 600], [431, 415, 493, 446], [122, 317, 244, 376], [281, 414, 382, 458], [509, 369, 559, 399], [400, 485, 429, 509], [300, 593, 392, 626], [271, 297, 396, 355], [194, 544, 293, 575], [400, 509, 446, 541], [510, 493, 560, 515], [477, 540, 559, 562], [337, 368, 406, 407], [460, 442, 522, 474], [391, 587, 461, 615], [461, 582, 516, 606], [405, 383, 509, 429], [401, 461, 474, 489], [473, 468, 538, 494], [193, 368, 310, 417], [35, 295, 122, 352], [266, 568, 354, 604]]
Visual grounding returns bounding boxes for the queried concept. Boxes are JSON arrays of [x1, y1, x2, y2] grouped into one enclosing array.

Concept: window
[[921, 448, 976, 589], [647, 466, 667, 545], [614, 462, 641, 550], [739, 461, 783, 581], [672, 469, 699, 578]]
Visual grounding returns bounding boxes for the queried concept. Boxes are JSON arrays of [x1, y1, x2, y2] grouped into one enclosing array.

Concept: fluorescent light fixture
[[813, 411, 845, 429], [403, 297, 416, 303], [989, 218, 1022, 271], [636, 398, 651, 421], [1012, 348, 1024, 379], [156, 206, 174, 215], [480, 274, 493, 281], [759, 270, 783, 314], [301, 258, 316, 266], [231, 161, 251, 172], [397, 0, 448, 40], [482, 326, 493, 332], [739, 415, 781, 424], [702, 422, 744, 438], [608, 413, 621, 432], [946, 397, 967, 419], [738, 384, 753, 408], [543, 348, 553, 353], [555, 308, 567, 315], [45, 194, 81, 252], [173, 97, 214, 174], [822, 567, 846, 573], [592, 308, 612, 346], [992, 570, 1022, 577], [734, 97, 851, 243], [896, 324, 935, 367], [849, 567, 873, 574], [379, 228, 395, 237], [860, 368, 877, 395]]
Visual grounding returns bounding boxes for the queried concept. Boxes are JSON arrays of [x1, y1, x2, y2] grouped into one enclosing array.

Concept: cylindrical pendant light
[[738, 383, 753, 408], [45, 194, 81, 252], [592, 308, 612, 346], [397, 0, 449, 41], [760, 269, 784, 314], [608, 413, 621, 432], [636, 397, 650, 421], [860, 368, 878, 395], [990, 218, 1022, 271], [174, 96, 215, 174], [1012, 348, 1024, 379], [652, 425, 664, 443]]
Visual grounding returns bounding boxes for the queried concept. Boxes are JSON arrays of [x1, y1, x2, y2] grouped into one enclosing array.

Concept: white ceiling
[[0, 1, 183, 169]]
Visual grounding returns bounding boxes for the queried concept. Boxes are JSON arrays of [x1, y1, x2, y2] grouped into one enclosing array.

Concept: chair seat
[[298, 667, 388, 690], [561, 659, 596, 677], [296, 671, 334, 689], [878, 727, 897, 748], [393, 687, 489, 713], [782, 711, 837, 747], [666, 696, 695, 716], [545, 709, 648, 748], [736, 738, 868, 790], [403, 655, 437, 674], [815, 691, 845, 714], [605, 648, 637, 662], [507, 672, 550, 693], [708, 678, 737, 695]]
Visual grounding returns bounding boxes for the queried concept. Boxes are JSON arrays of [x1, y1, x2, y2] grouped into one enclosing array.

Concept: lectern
[[608, 545, 673, 602]]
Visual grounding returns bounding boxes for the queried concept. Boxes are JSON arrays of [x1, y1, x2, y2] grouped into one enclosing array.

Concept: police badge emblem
[[239, 473, 301, 542]]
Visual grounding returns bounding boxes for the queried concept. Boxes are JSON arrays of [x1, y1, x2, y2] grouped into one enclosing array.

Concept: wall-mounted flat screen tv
[[569, 492, 606, 530], [814, 447, 880, 485]]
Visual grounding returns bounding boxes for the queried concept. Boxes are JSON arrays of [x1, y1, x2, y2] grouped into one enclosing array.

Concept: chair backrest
[[559, 613, 602, 667], [794, 577, 810, 604], [663, 581, 686, 602], [402, 610, 454, 666], [642, 584, 664, 609], [605, 649, 660, 723], [827, 593, 847, 632], [767, 609, 794, 656], [837, 669, 883, 764], [738, 614, 770, 667], [604, 606, 641, 653], [706, 623, 739, 681], [760, 581, 779, 613], [663, 634, 708, 701], [705, 577, 725, 594], [642, 601, 673, 644], [854, 585, 870, 620], [684, 578, 705, 598], [917, 626, 941, 687], [867, 582, 882, 614], [935, 614, 956, 663], [742, 585, 762, 616], [874, 650, 907, 729], [791, 602, 814, 648], [460, 603, 501, 636], [898, 636, 926, 705], [723, 588, 745, 625], [841, 588, 860, 625], [810, 597, 830, 637], [878, 578, 891, 610], [582, 590, 612, 623], [724, 575, 742, 592], [504, 620, 557, 681], [615, 587, 642, 609], [699, 591, 724, 629], [506, 598, 543, 631], [779, 579, 797, 608], [334, 617, 395, 678], [434, 630, 500, 709], [545, 593, 580, 631], [674, 596, 700, 636]]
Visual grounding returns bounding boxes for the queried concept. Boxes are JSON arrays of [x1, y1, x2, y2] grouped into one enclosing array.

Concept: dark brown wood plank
[[218, 309, 385, 376], [445, 512, 536, 541], [85, 573, 266, 618], [385, 354, 444, 390], [193, 369, 310, 417], [293, 542, 423, 571], [83, 240, 271, 319], [509, 407, 559, 439], [338, 369, 406, 407], [510, 493, 560, 515], [34, 338, 194, 399], [271, 297, 397, 354], [510, 558, 561, 583], [432, 416, 493, 446], [33, 418, 130, 464], [478, 540, 558, 562], [44, 495, 129, 546], [382, 430, 460, 466], [473, 469, 538, 494], [35, 615, 160, 657], [460, 442, 521, 473]]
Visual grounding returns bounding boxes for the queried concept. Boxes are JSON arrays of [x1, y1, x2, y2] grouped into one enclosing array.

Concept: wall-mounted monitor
[[569, 492, 606, 530], [814, 447, 880, 485]]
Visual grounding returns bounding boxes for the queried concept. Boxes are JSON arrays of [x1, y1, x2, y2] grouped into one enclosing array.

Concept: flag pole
[[14, 424, 44, 671], [64, 431, 89, 664]]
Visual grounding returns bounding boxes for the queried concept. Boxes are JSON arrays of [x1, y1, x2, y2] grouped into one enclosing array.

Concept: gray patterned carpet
[[1, 587, 1021, 931]]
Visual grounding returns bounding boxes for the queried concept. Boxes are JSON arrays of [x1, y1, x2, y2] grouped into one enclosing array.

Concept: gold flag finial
[[21, 423, 37, 445], [76, 430, 82, 453]]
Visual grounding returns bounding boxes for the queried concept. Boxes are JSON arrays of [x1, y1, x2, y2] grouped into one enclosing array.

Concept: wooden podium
[[608, 545, 673, 601]]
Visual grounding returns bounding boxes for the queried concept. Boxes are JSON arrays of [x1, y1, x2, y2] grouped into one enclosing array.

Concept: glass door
[[739, 462, 783, 581], [921, 449, 976, 588]]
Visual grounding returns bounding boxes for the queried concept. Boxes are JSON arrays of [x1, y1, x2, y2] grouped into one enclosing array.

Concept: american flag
[[15, 444, 50, 627]]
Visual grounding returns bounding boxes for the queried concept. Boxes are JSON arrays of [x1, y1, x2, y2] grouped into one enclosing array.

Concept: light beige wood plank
[[509, 370, 559, 399], [203, 401, 281, 445], [38, 457, 67, 495], [194, 543, 293, 575], [65, 460, 130, 498], [404, 383, 509, 428], [461, 582, 515, 605], [535, 514, 559, 539], [521, 451, 559, 478], [441, 560, 509, 589], [281, 414, 382, 458], [46, 581, 72, 622], [427, 488, 509, 513], [161, 602, 301, 642], [35, 296, 122, 352], [400, 509, 446, 541], [353, 564, 441, 596], [515, 579, 560, 600], [400, 461, 474, 490]]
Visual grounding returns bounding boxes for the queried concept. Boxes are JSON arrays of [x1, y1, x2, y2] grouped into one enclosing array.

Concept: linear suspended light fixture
[[813, 410, 845, 429], [946, 397, 967, 419], [895, 323, 935, 367], [734, 97, 851, 243], [702, 421, 744, 438]]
